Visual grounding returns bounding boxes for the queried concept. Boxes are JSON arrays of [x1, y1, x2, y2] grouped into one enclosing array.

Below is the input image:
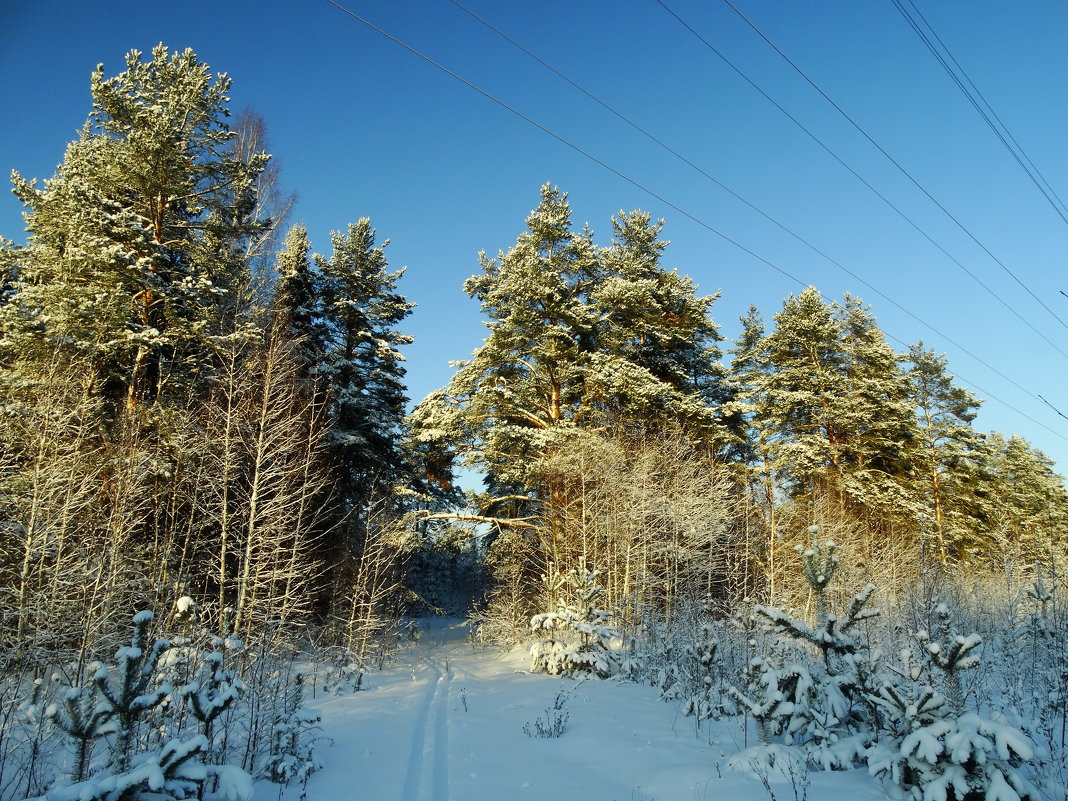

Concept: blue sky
[[2, 0, 1066, 474]]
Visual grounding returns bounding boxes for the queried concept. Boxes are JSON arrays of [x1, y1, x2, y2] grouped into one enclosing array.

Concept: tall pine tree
[[315, 219, 415, 525], [974, 432, 1068, 565], [904, 342, 983, 565], [419, 184, 729, 498], [4, 45, 267, 419], [755, 287, 917, 516]]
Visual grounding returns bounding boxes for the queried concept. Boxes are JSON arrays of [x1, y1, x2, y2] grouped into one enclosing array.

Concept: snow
[[255, 619, 888, 801], [206, 765, 254, 801]]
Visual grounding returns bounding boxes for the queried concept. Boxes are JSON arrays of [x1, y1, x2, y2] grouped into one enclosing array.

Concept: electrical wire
[[657, 0, 1068, 361], [891, 0, 1068, 227], [320, 0, 1068, 444], [1039, 395, 1068, 423], [721, 0, 1068, 338]]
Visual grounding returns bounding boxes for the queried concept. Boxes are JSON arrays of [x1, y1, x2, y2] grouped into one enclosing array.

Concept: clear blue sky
[[2, 0, 1066, 474]]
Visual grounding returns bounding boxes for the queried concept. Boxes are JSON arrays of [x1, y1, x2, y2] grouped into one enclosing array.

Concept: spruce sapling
[[93, 610, 172, 773], [868, 603, 1037, 801], [45, 674, 112, 784], [530, 561, 619, 678]]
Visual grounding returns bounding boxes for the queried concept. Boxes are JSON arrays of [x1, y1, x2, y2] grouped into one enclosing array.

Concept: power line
[[656, 0, 1068, 363], [320, 0, 1068, 445], [721, 0, 1068, 338], [1039, 395, 1068, 423], [448, 0, 1048, 417], [320, 0, 805, 289], [890, 0, 1068, 227]]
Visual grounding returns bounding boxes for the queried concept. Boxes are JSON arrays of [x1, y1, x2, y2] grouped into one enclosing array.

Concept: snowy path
[[256, 619, 889, 801], [402, 653, 450, 801]]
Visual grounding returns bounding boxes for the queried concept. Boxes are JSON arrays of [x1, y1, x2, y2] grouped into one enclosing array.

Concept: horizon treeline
[[1, 46, 1065, 661]]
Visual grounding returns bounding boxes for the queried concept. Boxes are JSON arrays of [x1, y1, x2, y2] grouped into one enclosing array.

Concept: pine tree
[[726, 305, 769, 466], [443, 183, 601, 492], [868, 604, 1036, 801], [904, 342, 984, 565], [834, 294, 917, 511], [530, 561, 620, 678], [4, 45, 268, 417], [975, 432, 1068, 564], [314, 219, 415, 522], [758, 287, 849, 501], [756, 288, 918, 516], [420, 184, 728, 496], [415, 185, 732, 620], [0, 46, 339, 658], [592, 210, 731, 441]]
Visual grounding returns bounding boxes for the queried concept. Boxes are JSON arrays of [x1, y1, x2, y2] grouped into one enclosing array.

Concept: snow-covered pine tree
[[32, 608, 258, 801], [426, 183, 600, 497], [266, 671, 322, 785], [591, 209, 734, 445], [413, 185, 732, 627], [729, 649, 815, 748], [742, 528, 882, 769], [867, 603, 1037, 801], [314, 219, 415, 523], [417, 185, 731, 493], [5, 45, 267, 417], [93, 611, 172, 773], [974, 433, 1068, 566], [183, 649, 242, 753], [0, 45, 293, 654], [755, 288, 918, 518], [904, 343, 984, 566], [834, 294, 918, 513], [919, 604, 979, 717], [530, 562, 620, 678], [46, 679, 113, 784]]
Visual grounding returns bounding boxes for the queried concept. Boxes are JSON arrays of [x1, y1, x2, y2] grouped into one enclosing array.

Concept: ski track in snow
[[265, 618, 895, 801], [432, 657, 451, 800], [402, 650, 451, 801]]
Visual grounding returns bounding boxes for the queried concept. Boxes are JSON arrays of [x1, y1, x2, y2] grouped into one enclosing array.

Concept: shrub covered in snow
[[715, 530, 1043, 799], [266, 671, 322, 785], [867, 604, 1036, 801], [7, 606, 324, 801], [530, 562, 620, 678], [727, 529, 883, 770], [28, 611, 251, 801]]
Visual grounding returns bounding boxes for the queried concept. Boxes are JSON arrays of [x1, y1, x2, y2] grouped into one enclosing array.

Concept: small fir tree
[[530, 562, 619, 678], [867, 603, 1037, 801]]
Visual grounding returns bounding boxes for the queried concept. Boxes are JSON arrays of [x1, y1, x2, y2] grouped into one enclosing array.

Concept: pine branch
[[416, 511, 540, 530]]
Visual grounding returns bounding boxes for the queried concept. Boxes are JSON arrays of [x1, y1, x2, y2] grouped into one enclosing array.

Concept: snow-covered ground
[[260, 619, 889, 801]]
